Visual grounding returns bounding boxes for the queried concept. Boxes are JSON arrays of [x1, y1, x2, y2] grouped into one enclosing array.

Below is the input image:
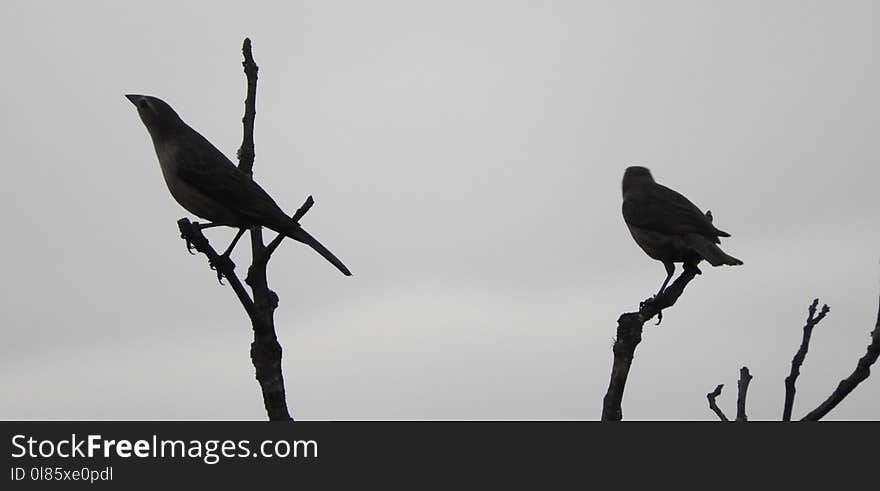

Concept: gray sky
[[1, 1, 877, 420]]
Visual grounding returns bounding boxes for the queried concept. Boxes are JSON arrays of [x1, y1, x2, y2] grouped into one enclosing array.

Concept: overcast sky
[[1, 1, 877, 420]]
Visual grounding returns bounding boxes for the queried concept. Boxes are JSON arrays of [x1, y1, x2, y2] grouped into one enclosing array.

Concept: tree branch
[[801, 295, 880, 421], [263, 195, 315, 261], [232, 38, 293, 421], [782, 299, 830, 421], [736, 367, 752, 422], [237, 37, 258, 177], [178, 219, 256, 319], [601, 261, 701, 421], [177, 215, 290, 420], [707, 384, 729, 421], [179, 38, 294, 421]]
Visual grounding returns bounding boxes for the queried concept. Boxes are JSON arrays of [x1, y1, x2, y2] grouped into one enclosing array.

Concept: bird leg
[[647, 262, 676, 325], [191, 222, 246, 256], [207, 228, 247, 285], [190, 223, 245, 284], [194, 222, 225, 231], [683, 259, 702, 276], [657, 261, 675, 297], [221, 227, 247, 258]]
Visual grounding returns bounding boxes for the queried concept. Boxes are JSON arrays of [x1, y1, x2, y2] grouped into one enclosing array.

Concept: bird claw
[[181, 234, 196, 255], [639, 296, 664, 325], [208, 254, 235, 285]]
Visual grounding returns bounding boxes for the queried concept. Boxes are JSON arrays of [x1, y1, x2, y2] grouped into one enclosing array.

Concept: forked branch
[[177, 38, 295, 421], [782, 299, 830, 421], [707, 384, 729, 421], [601, 262, 702, 421], [801, 296, 880, 421], [708, 294, 878, 421]]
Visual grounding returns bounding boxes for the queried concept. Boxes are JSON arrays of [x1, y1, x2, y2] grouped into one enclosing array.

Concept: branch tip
[[736, 366, 752, 422], [707, 384, 729, 422]]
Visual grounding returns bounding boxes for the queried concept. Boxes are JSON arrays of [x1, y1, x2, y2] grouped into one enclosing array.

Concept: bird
[[125, 94, 351, 276], [621, 166, 741, 296]]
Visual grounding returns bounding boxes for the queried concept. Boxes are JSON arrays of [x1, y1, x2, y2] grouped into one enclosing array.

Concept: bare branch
[[237, 37, 258, 176], [801, 295, 880, 421], [178, 219, 256, 319], [291, 195, 315, 222], [782, 299, 830, 421], [173, 40, 328, 421], [231, 38, 293, 421], [707, 384, 730, 421], [736, 367, 752, 422], [601, 262, 701, 421], [178, 218, 291, 421], [263, 195, 315, 261]]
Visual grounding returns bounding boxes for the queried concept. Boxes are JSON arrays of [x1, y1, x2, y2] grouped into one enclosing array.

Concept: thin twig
[[291, 195, 315, 222], [782, 299, 830, 421], [707, 384, 730, 421], [601, 261, 702, 421], [238, 38, 258, 176], [736, 367, 752, 422], [801, 295, 880, 421], [263, 195, 315, 261]]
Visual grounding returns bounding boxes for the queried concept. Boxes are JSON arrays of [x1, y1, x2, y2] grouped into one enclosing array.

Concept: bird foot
[[208, 253, 236, 285], [639, 296, 664, 325], [181, 233, 196, 255]]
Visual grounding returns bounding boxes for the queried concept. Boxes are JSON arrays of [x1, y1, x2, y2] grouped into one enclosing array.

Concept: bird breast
[[152, 141, 241, 225]]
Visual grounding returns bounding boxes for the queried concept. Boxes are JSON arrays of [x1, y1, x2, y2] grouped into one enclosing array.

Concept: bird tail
[[702, 243, 743, 267], [685, 234, 742, 267], [278, 221, 352, 276]]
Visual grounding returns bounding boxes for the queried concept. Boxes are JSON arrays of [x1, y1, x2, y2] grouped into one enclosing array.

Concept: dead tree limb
[[709, 294, 878, 421], [233, 38, 295, 422], [736, 367, 752, 421], [782, 299, 830, 421], [601, 261, 701, 421], [177, 38, 318, 421], [706, 384, 729, 421], [801, 295, 880, 421], [237, 38, 258, 177]]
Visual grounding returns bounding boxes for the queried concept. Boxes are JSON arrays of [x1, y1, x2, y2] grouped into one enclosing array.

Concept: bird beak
[[125, 94, 142, 105]]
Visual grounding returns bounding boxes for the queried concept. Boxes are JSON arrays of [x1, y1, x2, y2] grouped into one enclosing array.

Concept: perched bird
[[621, 166, 741, 296], [126, 94, 351, 276]]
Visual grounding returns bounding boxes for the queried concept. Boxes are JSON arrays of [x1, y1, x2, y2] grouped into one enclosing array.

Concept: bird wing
[[175, 135, 287, 226], [623, 183, 729, 239]]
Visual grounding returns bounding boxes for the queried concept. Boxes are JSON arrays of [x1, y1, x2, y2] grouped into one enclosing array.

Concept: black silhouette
[[126, 94, 351, 276], [621, 166, 742, 296]]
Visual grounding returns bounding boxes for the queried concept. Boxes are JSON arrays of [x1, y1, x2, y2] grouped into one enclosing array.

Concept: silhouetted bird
[[126, 94, 351, 276], [621, 166, 741, 296]]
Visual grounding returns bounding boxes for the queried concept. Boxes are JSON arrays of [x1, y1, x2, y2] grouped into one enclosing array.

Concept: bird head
[[125, 94, 184, 139], [622, 166, 655, 194]]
